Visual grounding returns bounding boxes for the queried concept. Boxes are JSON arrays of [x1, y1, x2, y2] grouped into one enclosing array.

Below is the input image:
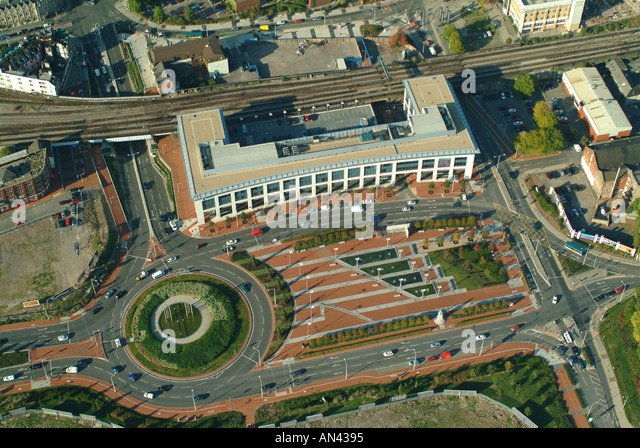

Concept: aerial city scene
[[1, 0, 640, 431]]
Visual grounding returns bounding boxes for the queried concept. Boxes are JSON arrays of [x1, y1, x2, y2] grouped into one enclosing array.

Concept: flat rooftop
[[178, 75, 478, 200], [518, 0, 573, 8]]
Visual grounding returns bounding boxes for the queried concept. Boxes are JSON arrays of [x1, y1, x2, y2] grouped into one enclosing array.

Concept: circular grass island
[[124, 274, 251, 378]]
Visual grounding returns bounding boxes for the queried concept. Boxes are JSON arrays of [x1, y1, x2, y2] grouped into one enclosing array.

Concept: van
[[563, 330, 573, 344], [66, 366, 78, 373], [169, 220, 178, 231], [94, 68, 100, 77], [152, 270, 166, 280], [573, 144, 582, 152], [251, 228, 264, 236]]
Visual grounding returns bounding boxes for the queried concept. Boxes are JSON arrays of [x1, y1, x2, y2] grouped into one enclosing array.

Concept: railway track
[[1, 29, 639, 144]]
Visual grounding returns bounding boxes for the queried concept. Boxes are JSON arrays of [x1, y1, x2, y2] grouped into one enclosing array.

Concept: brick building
[[580, 139, 640, 203], [0, 140, 52, 213]]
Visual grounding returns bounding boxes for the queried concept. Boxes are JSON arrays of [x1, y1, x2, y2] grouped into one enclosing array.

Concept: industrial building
[[175, 75, 481, 226], [502, 0, 585, 34]]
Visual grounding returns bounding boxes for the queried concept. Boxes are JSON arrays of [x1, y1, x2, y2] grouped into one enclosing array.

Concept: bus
[[186, 30, 203, 39], [564, 240, 588, 256]]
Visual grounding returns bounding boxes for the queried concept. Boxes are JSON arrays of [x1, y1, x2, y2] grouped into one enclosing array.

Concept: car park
[[383, 350, 394, 357]]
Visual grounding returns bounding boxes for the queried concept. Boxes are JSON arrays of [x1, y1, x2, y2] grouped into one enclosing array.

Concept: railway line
[[1, 29, 640, 144]]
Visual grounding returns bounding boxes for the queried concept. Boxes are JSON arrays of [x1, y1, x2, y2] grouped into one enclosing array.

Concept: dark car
[[91, 306, 103, 315], [111, 365, 123, 374], [128, 373, 138, 381], [115, 291, 127, 299], [30, 363, 43, 370], [557, 345, 569, 355], [572, 346, 581, 357], [262, 382, 276, 391], [193, 393, 209, 400], [290, 368, 306, 378], [59, 199, 71, 205], [196, 243, 207, 250], [239, 283, 251, 293]]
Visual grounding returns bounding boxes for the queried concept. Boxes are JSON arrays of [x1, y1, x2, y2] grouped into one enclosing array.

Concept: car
[[102, 66, 107, 74], [222, 246, 234, 252], [136, 271, 149, 281], [262, 382, 276, 391], [313, 16, 323, 20], [114, 291, 126, 299], [143, 392, 155, 399], [3, 375, 15, 381], [58, 334, 69, 341], [91, 306, 102, 314], [239, 283, 251, 293], [294, 18, 304, 23], [402, 206, 413, 212], [304, 114, 310, 122], [545, 172, 552, 180], [72, 197, 81, 204], [226, 239, 237, 245], [557, 345, 568, 355], [193, 393, 208, 401], [128, 374, 137, 381], [231, 26, 240, 31], [439, 352, 452, 359], [408, 359, 420, 366], [362, 198, 374, 205], [290, 369, 305, 377], [576, 357, 587, 369], [104, 289, 116, 299], [513, 120, 523, 126], [106, 86, 112, 93], [276, 20, 287, 25], [167, 256, 178, 263], [475, 334, 488, 341], [30, 363, 43, 370], [111, 366, 123, 374], [567, 356, 575, 366], [616, 285, 626, 293], [115, 338, 122, 348], [430, 341, 441, 348], [59, 199, 71, 205], [511, 324, 520, 331], [407, 200, 417, 205], [552, 295, 558, 304], [383, 350, 395, 357], [555, 109, 564, 115], [572, 346, 581, 357], [426, 356, 437, 362], [452, 202, 462, 207], [558, 116, 569, 124], [507, 107, 516, 113], [533, 221, 542, 231], [196, 243, 207, 250]]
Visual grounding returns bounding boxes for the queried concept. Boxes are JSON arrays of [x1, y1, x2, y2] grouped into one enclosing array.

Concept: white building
[[502, 0, 585, 34], [0, 69, 57, 95], [176, 75, 481, 226]]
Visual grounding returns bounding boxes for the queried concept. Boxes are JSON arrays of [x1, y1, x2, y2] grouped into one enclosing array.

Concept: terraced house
[[176, 75, 481, 226], [0, 0, 62, 29]]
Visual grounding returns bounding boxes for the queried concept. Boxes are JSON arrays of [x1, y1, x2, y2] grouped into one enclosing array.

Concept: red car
[[511, 325, 520, 332], [439, 352, 452, 360], [304, 114, 310, 122], [72, 198, 81, 204], [616, 285, 626, 293], [295, 18, 304, 23], [426, 356, 437, 363]]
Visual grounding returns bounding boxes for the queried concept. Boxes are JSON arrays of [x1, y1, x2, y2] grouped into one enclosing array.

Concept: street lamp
[[399, 278, 406, 289], [191, 389, 196, 411], [259, 375, 264, 398], [619, 281, 628, 303], [334, 247, 338, 259], [421, 288, 426, 300], [377, 267, 383, 278], [355, 257, 361, 269], [411, 260, 416, 271], [289, 250, 293, 264], [386, 237, 391, 248], [343, 357, 348, 380]]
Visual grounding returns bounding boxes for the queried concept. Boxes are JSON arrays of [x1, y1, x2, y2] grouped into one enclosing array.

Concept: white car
[[430, 341, 441, 348], [58, 334, 69, 341], [402, 206, 413, 212], [362, 198, 374, 205], [226, 239, 237, 246], [475, 334, 487, 341], [407, 200, 417, 205], [3, 375, 15, 381], [143, 392, 155, 399], [552, 296, 558, 304], [383, 350, 394, 357], [167, 256, 178, 263], [276, 20, 287, 25]]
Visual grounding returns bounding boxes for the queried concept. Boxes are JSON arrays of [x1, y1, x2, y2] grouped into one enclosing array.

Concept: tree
[[513, 73, 536, 98], [127, 0, 143, 14], [153, 6, 166, 23], [533, 101, 558, 128], [389, 30, 409, 48], [443, 24, 465, 54], [0, 146, 14, 157], [184, 5, 196, 22], [514, 127, 565, 155]]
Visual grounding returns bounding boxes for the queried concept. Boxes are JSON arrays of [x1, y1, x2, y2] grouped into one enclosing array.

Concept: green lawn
[[361, 260, 410, 276], [427, 249, 481, 291], [342, 248, 397, 266], [159, 303, 202, 338], [405, 283, 437, 298]]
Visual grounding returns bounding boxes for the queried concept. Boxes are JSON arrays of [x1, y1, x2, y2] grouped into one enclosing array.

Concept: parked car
[[511, 324, 520, 331], [427, 356, 437, 362], [616, 285, 626, 293], [143, 392, 155, 399]]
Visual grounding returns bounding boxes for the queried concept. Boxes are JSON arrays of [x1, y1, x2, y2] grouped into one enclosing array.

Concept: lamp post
[[421, 288, 426, 300], [355, 257, 361, 269], [619, 281, 627, 303], [377, 267, 383, 278], [191, 389, 196, 411], [289, 250, 293, 265], [386, 237, 391, 248], [343, 358, 348, 380], [270, 288, 277, 306], [411, 260, 416, 271], [410, 348, 417, 371], [334, 247, 338, 260], [299, 262, 303, 276], [399, 278, 406, 289], [259, 375, 264, 398]]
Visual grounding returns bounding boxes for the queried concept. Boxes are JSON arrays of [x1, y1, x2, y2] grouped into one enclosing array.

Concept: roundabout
[[123, 274, 252, 378]]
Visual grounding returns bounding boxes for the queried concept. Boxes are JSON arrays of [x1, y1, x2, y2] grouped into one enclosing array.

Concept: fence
[[258, 389, 537, 428], [0, 407, 122, 428]]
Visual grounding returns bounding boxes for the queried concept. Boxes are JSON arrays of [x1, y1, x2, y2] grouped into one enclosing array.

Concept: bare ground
[[303, 395, 524, 429], [0, 190, 109, 315]]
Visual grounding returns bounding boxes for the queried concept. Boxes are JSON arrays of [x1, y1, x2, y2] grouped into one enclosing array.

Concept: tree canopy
[[533, 100, 558, 128], [443, 24, 465, 54], [514, 126, 566, 155], [513, 74, 536, 98]]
